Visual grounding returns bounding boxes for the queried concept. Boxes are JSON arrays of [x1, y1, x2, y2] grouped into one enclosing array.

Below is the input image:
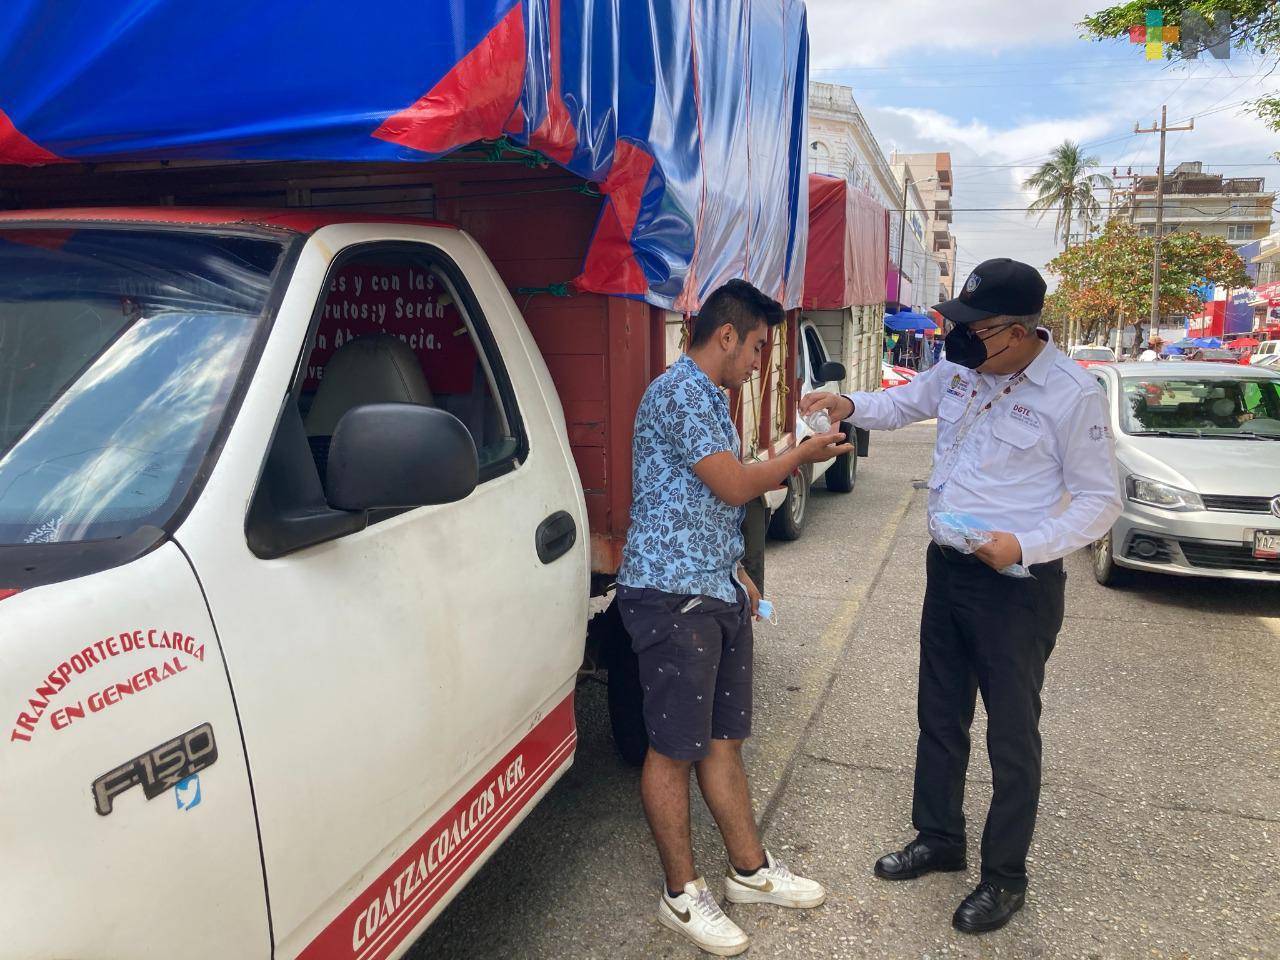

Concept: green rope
[[515, 282, 574, 298]]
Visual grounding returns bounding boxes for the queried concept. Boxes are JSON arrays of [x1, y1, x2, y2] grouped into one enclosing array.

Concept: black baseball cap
[[933, 258, 1047, 326]]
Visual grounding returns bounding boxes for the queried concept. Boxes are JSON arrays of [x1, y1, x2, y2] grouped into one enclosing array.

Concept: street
[[410, 422, 1280, 960]]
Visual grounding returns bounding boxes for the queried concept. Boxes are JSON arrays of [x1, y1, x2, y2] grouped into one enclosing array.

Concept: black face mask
[[944, 322, 1014, 370]]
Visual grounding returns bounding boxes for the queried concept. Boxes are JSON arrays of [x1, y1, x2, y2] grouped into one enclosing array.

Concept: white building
[[807, 81, 929, 311], [1115, 162, 1275, 244]]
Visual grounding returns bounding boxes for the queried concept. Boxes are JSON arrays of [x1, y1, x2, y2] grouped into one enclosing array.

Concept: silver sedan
[[1087, 361, 1280, 585]]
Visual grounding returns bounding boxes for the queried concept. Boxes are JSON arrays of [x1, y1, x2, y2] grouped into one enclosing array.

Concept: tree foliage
[[1023, 141, 1113, 247], [1046, 220, 1253, 340], [1080, 2, 1280, 146]]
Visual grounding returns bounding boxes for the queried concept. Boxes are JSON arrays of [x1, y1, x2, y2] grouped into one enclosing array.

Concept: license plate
[[1253, 530, 1280, 559]]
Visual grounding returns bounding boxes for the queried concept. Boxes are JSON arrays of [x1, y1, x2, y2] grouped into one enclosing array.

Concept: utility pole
[[1135, 106, 1194, 333]]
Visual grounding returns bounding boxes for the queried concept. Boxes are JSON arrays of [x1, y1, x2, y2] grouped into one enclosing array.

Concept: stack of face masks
[[930, 512, 1032, 578]]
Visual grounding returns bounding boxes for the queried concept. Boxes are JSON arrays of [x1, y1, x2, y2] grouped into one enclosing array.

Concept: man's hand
[[797, 430, 855, 464], [738, 566, 761, 619], [800, 391, 854, 422], [974, 531, 1023, 571]]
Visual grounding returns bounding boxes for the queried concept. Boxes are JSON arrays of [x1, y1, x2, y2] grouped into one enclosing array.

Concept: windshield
[[1119, 375, 1280, 438], [0, 227, 284, 546], [1073, 348, 1114, 361]]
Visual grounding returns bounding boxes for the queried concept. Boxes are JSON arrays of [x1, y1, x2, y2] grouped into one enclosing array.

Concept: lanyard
[[934, 369, 1032, 484]]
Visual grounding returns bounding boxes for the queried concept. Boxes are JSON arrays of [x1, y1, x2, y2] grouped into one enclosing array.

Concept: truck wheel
[[768, 467, 809, 541], [824, 429, 858, 493], [600, 600, 649, 767], [1090, 528, 1128, 587]]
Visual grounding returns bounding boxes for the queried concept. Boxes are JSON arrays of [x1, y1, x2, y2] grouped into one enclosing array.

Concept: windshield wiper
[[1132, 429, 1203, 438]]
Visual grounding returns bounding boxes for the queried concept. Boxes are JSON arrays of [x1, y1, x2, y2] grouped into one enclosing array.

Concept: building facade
[[1115, 162, 1275, 245], [891, 151, 957, 305], [807, 81, 928, 311]]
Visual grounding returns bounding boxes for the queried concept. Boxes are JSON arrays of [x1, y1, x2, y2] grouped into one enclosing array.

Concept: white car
[[1087, 362, 1280, 585]]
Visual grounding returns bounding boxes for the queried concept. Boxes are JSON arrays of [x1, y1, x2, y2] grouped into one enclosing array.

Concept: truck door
[[174, 229, 587, 960]]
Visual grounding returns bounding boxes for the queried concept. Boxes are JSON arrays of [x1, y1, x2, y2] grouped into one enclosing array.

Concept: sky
[[804, 0, 1280, 292]]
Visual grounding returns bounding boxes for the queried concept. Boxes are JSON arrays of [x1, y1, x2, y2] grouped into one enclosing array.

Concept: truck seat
[[304, 335, 434, 476]]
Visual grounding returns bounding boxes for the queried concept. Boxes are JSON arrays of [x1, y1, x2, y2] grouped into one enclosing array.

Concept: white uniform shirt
[[843, 331, 1123, 567]]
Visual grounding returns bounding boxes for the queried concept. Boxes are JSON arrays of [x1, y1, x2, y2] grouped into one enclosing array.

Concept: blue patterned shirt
[[618, 355, 745, 602]]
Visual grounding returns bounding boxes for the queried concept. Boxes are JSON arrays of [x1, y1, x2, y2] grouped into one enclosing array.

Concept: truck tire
[[824, 428, 858, 493], [741, 498, 767, 594], [768, 467, 809, 541], [599, 599, 649, 767]]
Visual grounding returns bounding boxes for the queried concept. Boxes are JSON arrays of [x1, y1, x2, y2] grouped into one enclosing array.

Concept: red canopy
[[803, 174, 889, 310]]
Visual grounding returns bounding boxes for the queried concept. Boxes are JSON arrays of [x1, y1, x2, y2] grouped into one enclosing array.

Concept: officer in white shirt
[[802, 258, 1122, 935]]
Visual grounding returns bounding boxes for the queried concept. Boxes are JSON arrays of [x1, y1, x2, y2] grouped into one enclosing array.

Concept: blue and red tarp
[[0, 1, 810, 313]]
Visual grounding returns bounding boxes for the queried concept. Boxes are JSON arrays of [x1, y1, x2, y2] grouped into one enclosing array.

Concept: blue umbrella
[[884, 310, 938, 332], [1191, 336, 1222, 348]]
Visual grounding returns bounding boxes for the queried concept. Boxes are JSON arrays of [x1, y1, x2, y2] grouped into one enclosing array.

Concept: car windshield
[[1192, 349, 1238, 361], [0, 227, 285, 546], [1073, 348, 1114, 361], [1119, 375, 1280, 438]]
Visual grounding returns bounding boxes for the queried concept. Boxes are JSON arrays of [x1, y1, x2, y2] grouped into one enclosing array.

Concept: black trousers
[[911, 541, 1066, 892]]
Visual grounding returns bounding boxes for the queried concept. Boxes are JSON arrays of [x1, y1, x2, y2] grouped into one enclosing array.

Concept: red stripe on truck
[[297, 693, 576, 960]]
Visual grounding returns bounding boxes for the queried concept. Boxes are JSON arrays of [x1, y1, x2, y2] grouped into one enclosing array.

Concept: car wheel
[[768, 467, 809, 541], [824, 429, 857, 494], [1091, 528, 1128, 587]]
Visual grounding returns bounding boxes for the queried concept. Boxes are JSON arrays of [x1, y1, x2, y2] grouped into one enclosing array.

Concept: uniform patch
[[1010, 403, 1041, 429], [945, 373, 969, 399], [964, 273, 982, 295], [1089, 424, 1114, 441]]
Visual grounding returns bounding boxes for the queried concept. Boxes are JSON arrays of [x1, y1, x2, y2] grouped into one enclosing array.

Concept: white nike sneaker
[[723, 849, 827, 908], [658, 877, 750, 957]]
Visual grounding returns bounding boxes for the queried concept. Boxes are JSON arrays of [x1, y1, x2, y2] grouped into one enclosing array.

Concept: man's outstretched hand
[[800, 391, 853, 422], [798, 430, 855, 463]]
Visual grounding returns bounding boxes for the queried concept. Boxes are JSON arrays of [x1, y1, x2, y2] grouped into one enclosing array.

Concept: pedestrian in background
[[801, 259, 1122, 934]]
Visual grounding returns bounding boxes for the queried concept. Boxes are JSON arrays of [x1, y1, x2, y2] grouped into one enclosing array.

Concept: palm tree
[[1023, 141, 1112, 250]]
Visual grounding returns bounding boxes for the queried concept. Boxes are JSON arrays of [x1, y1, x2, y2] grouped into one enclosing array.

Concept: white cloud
[[850, 69, 1279, 288], [806, 0, 1103, 68]]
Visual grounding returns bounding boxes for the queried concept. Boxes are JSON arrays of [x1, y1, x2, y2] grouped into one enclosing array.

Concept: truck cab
[[0, 210, 589, 960]]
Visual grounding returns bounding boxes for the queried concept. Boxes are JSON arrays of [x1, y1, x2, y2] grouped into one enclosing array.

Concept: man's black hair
[[689, 279, 785, 348]]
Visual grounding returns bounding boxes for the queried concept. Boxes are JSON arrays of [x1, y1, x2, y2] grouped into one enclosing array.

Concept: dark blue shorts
[[616, 585, 754, 761]]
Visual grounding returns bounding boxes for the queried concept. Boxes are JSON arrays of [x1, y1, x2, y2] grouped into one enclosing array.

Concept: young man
[[802, 259, 1122, 935], [617, 279, 851, 956]]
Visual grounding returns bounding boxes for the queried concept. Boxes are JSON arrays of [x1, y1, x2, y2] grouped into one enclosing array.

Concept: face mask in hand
[[943, 322, 1014, 370]]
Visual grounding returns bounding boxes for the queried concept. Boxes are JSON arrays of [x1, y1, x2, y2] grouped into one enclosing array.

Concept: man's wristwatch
[[839, 395, 855, 421]]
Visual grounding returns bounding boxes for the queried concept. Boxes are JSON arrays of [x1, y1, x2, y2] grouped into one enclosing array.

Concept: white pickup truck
[[0, 209, 589, 960]]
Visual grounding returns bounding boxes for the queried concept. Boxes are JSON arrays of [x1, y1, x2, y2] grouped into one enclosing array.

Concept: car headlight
[[1126, 475, 1203, 511]]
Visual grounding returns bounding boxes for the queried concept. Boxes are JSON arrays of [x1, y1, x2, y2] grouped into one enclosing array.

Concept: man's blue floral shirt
[[618, 355, 744, 602]]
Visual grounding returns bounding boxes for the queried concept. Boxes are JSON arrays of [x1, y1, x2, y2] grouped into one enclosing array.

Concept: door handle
[[536, 511, 577, 564]]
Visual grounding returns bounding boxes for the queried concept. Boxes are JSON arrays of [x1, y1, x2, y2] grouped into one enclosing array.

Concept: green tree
[[1081, 2, 1280, 147], [1047, 221, 1253, 341], [1023, 141, 1114, 249]]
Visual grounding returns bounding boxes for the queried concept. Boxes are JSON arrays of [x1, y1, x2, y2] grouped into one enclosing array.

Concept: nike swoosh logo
[[665, 901, 692, 924], [732, 875, 774, 893]]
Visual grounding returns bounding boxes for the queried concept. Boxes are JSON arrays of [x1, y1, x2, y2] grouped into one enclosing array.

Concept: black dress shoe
[[873, 838, 967, 880], [952, 880, 1026, 933]]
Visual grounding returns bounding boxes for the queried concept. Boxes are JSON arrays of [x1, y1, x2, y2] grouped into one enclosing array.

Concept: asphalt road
[[408, 422, 1280, 960]]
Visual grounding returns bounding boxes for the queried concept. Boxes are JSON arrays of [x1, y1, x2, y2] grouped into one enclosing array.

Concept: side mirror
[[325, 404, 479, 512], [817, 361, 846, 383]]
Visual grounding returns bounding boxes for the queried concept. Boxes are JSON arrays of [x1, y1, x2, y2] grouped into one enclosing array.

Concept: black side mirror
[[817, 361, 846, 383], [326, 404, 478, 511]]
